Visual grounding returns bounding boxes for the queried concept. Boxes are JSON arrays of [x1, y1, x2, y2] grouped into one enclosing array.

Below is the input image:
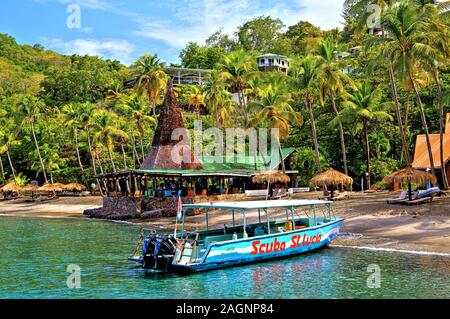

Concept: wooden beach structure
[[87, 81, 298, 220], [412, 113, 450, 187]]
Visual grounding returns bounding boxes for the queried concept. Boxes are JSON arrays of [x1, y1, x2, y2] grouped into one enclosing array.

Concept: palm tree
[[290, 56, 323, 173], [338, 81, 393, 189], [217, 49, 258, 124], [117, 94, 156, 160], [62, 103, 85, 179], [379, 2, 448, 180], [0, 130, 21, 182], [317, 39, 353, 175], [92, 109, 128, 173], [185, 85, 205, 118], [77, 102, 98, 174], [17, 95, 48, 183], [203, 70, 237, 127], [248, 81, 303, 173], [133, 54, 168, 118], [417, 0, 450, 188]]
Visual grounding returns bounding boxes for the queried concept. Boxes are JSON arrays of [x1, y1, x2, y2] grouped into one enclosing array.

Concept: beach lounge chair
[[387, 190, 409, 204], [400, 196, 433, 206], [245, 190, 269, 197]]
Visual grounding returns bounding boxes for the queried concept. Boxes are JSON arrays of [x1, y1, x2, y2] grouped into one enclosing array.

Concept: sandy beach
[[1, 192, 449, 254]]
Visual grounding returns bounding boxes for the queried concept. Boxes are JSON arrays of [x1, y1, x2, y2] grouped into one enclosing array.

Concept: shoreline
[[1, 192, 449, 255]]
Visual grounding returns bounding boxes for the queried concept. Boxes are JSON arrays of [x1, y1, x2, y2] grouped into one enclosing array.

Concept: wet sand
[[1, 192, 449, 254]]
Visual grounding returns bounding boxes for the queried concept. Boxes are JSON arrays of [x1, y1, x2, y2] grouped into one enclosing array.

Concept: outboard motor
[[142, 234, 178, 271]]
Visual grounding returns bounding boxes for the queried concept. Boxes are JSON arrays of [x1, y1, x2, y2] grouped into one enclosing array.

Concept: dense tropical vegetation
[[0, 0, 449, 190]]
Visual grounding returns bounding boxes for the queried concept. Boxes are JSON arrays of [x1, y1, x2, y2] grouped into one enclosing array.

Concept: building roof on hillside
[[412, 114, 450, 169], [257, 53, 289, 59]]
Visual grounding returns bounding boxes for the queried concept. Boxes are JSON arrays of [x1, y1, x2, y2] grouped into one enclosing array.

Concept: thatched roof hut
[[310, 168, 353, 188], [252, 171, 291, 184], [22, 184, 40, 192], [383, 165, 437, 185], [64, 183, 87, 192], [39, 183, 65, 192], [0, 182, 22, 192], [140, 80, 204, 171]]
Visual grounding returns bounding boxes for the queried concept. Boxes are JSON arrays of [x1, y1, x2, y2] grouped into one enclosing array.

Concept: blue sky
[[0, 0, 345, 66]]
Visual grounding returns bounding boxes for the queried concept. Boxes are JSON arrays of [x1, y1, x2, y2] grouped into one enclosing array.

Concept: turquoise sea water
[[0, 216, 448, 299]]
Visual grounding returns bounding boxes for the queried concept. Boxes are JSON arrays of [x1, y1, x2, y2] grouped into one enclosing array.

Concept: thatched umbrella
[[383, 165, 437, 201], [22, 184, 40, 192], [252, 171, 291, 184], [39, 183, 66, 192], [310, 168, 353, 198], [64, 183, 87, 192], [0, 182, 22, 192], [311, 168, 353, 188]]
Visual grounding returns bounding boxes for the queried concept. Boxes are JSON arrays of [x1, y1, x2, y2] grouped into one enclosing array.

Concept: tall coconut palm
[[17, 96, 48, 183], [0, 130, 21, 182], [92, 109, 128, 173], [317, 39, 353, 175], [203, 70, 237, 127], [380, 2, 447, 180], [133, 54, 168, 118], [77, 102, 97, 174], [185, 85, 205, 118], [248, 82, 303, 173], [62, 103, 85, 178], [290, 56, 323, 173], [337, 81, 393, 189], [351, 0, 411, 165], [417, 0, 450, 188], [117, 94, 156, 160], [217, 50, 258, 124]]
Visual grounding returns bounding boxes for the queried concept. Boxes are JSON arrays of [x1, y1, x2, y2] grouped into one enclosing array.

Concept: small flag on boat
[[176, 195, 182, 221]]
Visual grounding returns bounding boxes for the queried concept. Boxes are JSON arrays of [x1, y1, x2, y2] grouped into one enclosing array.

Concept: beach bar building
[[85, 81, 298, 220], [412, 113, 450, 187]]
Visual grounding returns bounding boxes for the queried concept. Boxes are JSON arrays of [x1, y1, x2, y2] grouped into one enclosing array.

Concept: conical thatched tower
[[140, 80, 204, 170]]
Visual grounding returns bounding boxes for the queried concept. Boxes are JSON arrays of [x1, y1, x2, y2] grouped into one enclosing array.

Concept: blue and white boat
[[128, 199, 343, 273]]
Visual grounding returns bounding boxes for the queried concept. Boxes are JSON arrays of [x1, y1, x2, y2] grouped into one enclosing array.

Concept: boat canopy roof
[[183, 199, 331, 210]]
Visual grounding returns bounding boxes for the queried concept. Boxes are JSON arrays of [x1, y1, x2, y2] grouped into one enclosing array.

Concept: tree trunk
[[434, 72, 449, 189], [131, 135, 142, 166], [31, 122, 48, 183], [6, 150, 16, 181], [409, 74, 437, 180], [364, 121, 371, 190], [388, 63, 410, 164], [74, 130, 84, 176], [50, 170, 54, 184], [330, 95, 348, 175], [0, 155, 6, 183], [140, 137, 145, 161], [121, 144, 128, 170], [107, 147, 117, 173], [278, 143, 286, 173], [306, 98, 322, 173], [87, 132, 97, 175]]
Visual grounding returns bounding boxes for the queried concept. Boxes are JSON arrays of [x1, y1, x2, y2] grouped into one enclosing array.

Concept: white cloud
[[42, 38, 135, 64], [134, 0, 346, 49], [33, 0, 113, 11]]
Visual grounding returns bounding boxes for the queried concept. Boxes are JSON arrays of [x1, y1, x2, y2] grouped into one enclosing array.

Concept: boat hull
[[171, 219, 343, 273]]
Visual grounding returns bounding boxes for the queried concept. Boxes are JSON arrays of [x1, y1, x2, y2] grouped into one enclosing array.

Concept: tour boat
[[128, 199, 343, 273]]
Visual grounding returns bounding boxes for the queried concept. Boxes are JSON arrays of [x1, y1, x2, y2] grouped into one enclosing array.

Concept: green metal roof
[[135, 147, 297, 177]]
